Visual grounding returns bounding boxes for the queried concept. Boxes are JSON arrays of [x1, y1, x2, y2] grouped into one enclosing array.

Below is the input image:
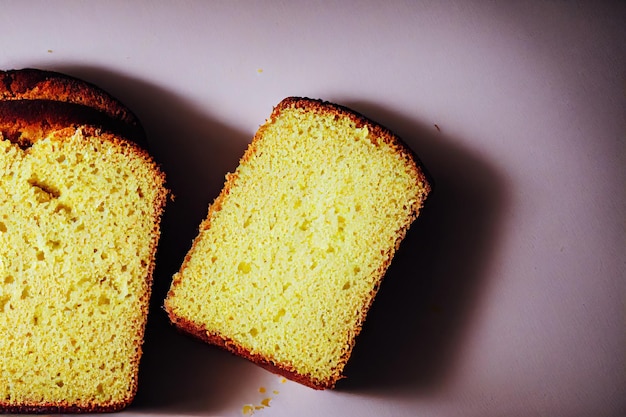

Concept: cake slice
[[0, 71, 168, 412], [165, 97, 431, 389]]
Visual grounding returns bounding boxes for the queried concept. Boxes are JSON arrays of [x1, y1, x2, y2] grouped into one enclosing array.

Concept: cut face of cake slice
[[165, 97, 431, 389], [0, 69, 168, 412], [0, 126, 167, 412]]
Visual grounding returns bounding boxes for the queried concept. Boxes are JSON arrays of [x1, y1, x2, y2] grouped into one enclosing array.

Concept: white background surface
[[1, 1, 624, 416]]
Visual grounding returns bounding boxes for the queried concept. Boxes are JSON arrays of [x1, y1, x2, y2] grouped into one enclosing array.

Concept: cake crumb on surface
[[241, 381, 281, 414]]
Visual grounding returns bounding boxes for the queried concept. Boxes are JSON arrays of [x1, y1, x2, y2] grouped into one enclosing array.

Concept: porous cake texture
[[0, 70, 168, 412], [165, 97, 431, 389]]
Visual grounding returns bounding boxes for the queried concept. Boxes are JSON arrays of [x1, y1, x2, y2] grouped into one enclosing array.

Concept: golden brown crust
[[0, 68, 138, 126], [0, 393, 135, 414], [166, 97, 431, 390], [0, 99, 147, 147]]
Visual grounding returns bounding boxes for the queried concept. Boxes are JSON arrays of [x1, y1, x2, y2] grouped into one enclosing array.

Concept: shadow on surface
[[48, 64, 260, 414], [337, 101, 510, 396]]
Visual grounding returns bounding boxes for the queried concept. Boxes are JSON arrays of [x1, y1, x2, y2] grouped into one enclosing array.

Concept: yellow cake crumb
[[165, 97, 431, 389], [0, 127, 167, 409]]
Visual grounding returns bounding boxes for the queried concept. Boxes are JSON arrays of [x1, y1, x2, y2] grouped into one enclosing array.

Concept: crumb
[[257, 68, 263, 74], [273, 390, 279, 394], [280, 377, 287, 384], [243, 385, 276, 414], [47, 49, 53, 53]]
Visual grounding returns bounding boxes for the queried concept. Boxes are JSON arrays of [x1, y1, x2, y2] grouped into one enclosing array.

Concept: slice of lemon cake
[[0, 70, 168, 412], [165, 97, 431, 389]]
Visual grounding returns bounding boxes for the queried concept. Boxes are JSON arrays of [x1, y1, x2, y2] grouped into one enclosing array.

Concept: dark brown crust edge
[[165, 96, 431, 390], [0, 99, 147, 148], [0, 68, 139, 126], [0, 401, 129, 414]]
